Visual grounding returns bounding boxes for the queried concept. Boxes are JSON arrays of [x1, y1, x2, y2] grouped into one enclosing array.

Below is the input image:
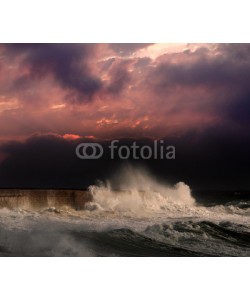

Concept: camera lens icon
[[76, 143, 104, 159]]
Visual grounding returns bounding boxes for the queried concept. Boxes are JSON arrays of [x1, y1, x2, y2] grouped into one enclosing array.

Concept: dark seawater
[[69, 220, 250, 257], [1, 218, 250, 257], [193, 190, 250, 207], [1, 187, 250, 257]]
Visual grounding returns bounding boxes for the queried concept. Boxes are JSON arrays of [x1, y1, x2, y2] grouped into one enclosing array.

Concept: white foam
[[88, 165, 195, 214]]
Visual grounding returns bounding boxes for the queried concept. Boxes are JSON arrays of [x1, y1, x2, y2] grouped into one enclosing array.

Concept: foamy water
[[0, 166, 250, 256]]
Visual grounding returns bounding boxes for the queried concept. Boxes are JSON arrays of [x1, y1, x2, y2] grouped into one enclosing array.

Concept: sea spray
[[88, 165, 195, 214]]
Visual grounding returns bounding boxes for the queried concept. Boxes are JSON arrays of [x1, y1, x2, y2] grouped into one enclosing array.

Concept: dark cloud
[[1, 44, 250, 191], [134, 57, 152, 68], [0, 135, 118, 188], [144, 44, 250, 130], [106, 59, 132, 94], [218, 43, 250, 62], [1, 130, 250, 190], [151, 49, 250, 90], [223, 89, 250, 125], [3, 44, 143, 102], [5, 44, 103, 102]]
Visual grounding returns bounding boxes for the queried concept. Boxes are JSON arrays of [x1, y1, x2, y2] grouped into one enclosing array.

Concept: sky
[[0, 43, 250, 189]]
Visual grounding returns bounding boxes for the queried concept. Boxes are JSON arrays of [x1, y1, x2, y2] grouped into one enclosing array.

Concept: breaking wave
[[87, 166, 195, 214], [1, 166, 250, 256]]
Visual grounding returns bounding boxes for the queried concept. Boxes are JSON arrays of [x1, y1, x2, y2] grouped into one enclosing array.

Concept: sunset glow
[[1, 43, 246, 142]]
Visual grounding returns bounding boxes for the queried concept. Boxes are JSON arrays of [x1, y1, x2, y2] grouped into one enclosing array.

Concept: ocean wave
[[1, 167, 250, 256], [1, 217, 250, 256]]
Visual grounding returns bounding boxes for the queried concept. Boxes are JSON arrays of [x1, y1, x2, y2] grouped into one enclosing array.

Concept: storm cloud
[[5, 44, 103, 102], [1, 43, 250, 189]]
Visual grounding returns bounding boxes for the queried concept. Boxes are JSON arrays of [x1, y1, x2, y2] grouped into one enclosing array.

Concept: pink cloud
[[0, 43, 249, 142]]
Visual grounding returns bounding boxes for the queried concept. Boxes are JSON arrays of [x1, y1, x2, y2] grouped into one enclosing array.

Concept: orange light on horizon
[[62, 134, 81, 140]]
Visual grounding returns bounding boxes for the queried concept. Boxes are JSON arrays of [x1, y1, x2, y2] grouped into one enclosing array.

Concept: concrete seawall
[[0, 189, 92, 210]]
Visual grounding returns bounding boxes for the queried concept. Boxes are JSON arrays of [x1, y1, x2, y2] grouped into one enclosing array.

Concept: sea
[[0, 167, 250, 257]]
